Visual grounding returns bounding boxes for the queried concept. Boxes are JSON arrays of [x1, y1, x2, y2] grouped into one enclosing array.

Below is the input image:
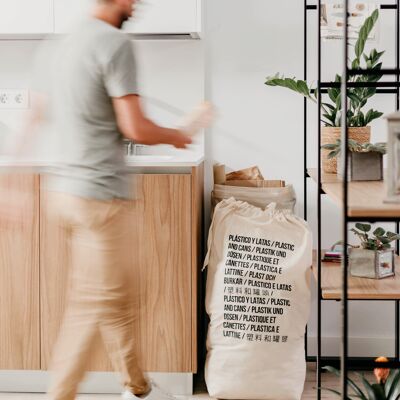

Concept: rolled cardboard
[[213, 163, 226, 185], [226, 166, 264, 181], [225, 180, 285, 188]]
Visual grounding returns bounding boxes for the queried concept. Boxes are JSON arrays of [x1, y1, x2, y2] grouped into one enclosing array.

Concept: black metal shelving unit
[[304, 2, 400, 399]]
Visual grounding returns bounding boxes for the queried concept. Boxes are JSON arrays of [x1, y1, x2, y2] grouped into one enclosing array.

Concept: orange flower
[[374, 356, 390, 384]]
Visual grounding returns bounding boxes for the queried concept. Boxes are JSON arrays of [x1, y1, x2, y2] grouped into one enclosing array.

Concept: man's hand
[[170, 130, 193, 149], [179, 101, 215, 137]]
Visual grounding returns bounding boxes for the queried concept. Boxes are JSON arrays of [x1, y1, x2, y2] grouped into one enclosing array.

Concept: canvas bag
[[212, 184, 296, 213], [204, 198, 312, 400]]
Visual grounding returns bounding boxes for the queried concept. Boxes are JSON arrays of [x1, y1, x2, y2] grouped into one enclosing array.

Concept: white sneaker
[[122, 380, 176, 400]]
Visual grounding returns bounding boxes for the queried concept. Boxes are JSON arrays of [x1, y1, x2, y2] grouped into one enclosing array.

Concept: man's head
[[95, 0, 136, 28]]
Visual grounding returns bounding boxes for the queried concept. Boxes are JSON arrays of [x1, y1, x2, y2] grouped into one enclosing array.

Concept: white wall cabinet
[[0, 0, 53, 34], [0, 0, 201, 37], [54, 0, 92, 34], [123, 0, 200, 36], [53, 0, 200, 37]]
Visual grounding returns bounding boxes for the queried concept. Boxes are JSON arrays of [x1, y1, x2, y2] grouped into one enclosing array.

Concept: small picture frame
[[385, 112, 400, 203], [321, 2, 379, 41]]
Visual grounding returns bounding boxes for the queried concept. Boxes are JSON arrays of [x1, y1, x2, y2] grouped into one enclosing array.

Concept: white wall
[[204, 0, 398, 357], [134, 39, 205, 154], [0, 39, 205, 155]]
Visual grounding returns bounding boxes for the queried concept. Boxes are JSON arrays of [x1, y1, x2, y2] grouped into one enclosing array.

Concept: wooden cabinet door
[[0, 173, 40, 369], [130, 174, 192, 372], [123, 0, 199, 34], [0, 0, 53, 34], [40, 188, 112, 371], [40, 174, 192, 372]]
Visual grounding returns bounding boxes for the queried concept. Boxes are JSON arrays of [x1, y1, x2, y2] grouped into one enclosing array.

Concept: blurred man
[[40, 0, 209, 399]]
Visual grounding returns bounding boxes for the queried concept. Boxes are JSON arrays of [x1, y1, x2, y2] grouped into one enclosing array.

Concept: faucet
[[126, 142, 146, 156], [133, 144, 146, 155]]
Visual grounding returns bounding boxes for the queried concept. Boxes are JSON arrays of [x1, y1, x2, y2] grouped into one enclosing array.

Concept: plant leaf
[[387, 232, 400, 240], [348, 92, 361, 107], [320, 387, 354, 400], [323, 366, 368, 399], [388, 234, 400, 242], [365, 110, 384, 125], [355, 9, 379, 59], [373, 227, 385, 237], [322, 102, 336, 111], [352, 58, 360, 70], [328, 87, 340, 103], [358, 372, 378, 400], [322, 143, 337, 150], [336, 94, 342, 109], [385, 370, 398, 397], [371, 383, 386, 400], [356, 223, 371, 232], [387, 369, 400, 399], [323, 113, 336, 124], [297, 80, 310, 97], [358, 111, 365, 127], [264, 75, 317, 102], [376, 236, 390, 244]]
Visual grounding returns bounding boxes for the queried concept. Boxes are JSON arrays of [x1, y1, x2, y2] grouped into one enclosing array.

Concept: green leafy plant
[[322, 361, 400, 400], [265, 10, 384, 127], [322, 139, 387, 159], [351, 223, 400, 251]]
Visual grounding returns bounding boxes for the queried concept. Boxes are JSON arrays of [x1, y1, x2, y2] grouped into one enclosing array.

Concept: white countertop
[[0, 152, 204, 169], [125, 151, 204, 167]]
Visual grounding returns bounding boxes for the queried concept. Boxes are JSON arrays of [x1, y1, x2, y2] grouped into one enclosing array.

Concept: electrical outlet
[[0, 89, 29, 109]]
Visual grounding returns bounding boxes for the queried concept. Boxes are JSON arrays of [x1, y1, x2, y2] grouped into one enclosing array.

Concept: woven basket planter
[[321, 126, 371, 173]]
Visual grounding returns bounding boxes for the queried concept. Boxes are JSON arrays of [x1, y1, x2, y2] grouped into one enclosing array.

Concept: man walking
[[41, 0, 204, 398]]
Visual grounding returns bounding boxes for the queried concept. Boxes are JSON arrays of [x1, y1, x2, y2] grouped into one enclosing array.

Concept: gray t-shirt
[[45, 18, 138, 200]]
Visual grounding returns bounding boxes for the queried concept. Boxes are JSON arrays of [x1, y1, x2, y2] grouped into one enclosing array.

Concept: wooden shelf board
[[312, 251, 400, 300], [308, 168, 400, 218]]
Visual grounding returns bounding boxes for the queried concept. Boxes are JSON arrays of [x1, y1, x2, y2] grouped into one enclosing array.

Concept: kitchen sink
[[126, 155, 174, 162]]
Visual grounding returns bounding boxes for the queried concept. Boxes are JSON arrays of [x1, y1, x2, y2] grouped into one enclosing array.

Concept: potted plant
[[322, 357, 400, 399], [349, 223, 399, 279], [265, 9, 384, 174], [322, 139, 386, 181]]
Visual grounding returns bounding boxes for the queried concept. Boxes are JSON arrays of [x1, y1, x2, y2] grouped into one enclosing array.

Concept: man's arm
[[112, 94, 192, 148]]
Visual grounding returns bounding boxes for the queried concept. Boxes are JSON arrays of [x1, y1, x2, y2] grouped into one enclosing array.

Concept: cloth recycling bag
[[203, 198, 312, 400]]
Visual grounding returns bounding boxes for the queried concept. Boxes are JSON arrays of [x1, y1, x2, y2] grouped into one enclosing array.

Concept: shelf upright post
[[395, 0, 400, 363], [396, 0, 399, 113], [341, 0, 349, 398], [317, 1, 322, 399], [304, 0, 309, 361], [304, 0, 308, 224]]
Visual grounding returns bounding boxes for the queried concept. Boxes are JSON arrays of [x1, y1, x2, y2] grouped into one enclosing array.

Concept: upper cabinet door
[[0, 0, 53, 34], [123, 0, 200, 35], [54, 0, 92, 34]]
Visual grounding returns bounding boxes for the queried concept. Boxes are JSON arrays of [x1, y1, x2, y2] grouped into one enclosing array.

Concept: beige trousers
[[46, 192, 149, 400]]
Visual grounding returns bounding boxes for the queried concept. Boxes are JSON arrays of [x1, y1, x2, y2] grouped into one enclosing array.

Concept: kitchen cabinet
[[0, 0, 53, 34], [0, 0, 201, 37], [128, 174, 192, 371], [39, 166, 203, 372], [122, 0, 201, 36], [53, 0, 92, 34], [0, 174, 40, 369], [40, 188, 112, 371], [0, 165, 203, 374], [53, 0, 200, 36]]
